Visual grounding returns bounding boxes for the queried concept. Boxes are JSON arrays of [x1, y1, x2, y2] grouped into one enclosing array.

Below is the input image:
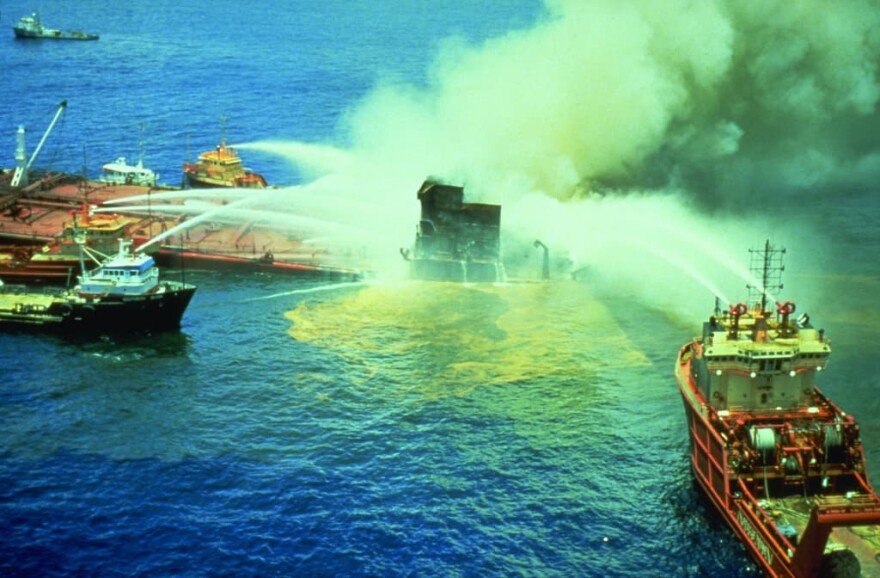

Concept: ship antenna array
[[746, 239, 785, 313]]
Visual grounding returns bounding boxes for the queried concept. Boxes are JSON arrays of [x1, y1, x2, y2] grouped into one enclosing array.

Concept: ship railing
[[853, 469, 880, 495], [733, 479, 796, 568], [730, 466, 880, 576], [692, 409, 733, 498], [791, 483, 880, 576], [813, 491, 880, 514]]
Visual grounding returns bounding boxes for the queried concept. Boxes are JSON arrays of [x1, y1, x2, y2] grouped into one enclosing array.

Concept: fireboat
[[675, 241, 880, 577], [182, 119, 267, 189]]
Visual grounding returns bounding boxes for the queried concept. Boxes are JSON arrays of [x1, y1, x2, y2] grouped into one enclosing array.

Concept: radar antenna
[[747, 239, 785, 313]]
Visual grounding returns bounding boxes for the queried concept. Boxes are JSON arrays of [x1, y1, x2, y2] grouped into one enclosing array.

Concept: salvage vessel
[[0, 239, 195, 334], [675, 241, 880, 577], [99, 125, 160, 187], [99, 157, 158, 187], [12, 12, 98, 40]]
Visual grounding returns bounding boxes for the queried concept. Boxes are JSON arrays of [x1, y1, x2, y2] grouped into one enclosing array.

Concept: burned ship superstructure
[[402, 179, 502, 283]]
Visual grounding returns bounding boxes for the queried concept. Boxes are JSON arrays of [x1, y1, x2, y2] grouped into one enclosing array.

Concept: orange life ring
[[776, 301, 796, 315], [729, 303, 747, 317]]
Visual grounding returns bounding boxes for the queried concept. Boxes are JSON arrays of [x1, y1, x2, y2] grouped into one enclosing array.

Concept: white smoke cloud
[[291, 0, 880, 203], [244, 0, 880, 292], [338, 0, 737, 203]]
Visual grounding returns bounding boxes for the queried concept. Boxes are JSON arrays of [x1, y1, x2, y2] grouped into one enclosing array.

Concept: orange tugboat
[[182, 123, 267, 189], [675, 241, 880, 578]]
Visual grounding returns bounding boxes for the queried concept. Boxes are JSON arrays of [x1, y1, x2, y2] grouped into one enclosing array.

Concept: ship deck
[[0, 173, 365, 279], [0, 291, 56, 310], [765, 495, 880, 577], [676, 338, 880, 577]]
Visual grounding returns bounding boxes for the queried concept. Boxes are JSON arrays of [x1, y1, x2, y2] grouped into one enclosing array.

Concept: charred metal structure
[[402, 179, 502, 283]]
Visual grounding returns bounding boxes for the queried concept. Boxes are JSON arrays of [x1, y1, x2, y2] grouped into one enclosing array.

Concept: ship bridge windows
[[800, 353, 826, 360], [708, 349, 800, 375], [758, 358, 784, 372], [102, 268, 144, 279]]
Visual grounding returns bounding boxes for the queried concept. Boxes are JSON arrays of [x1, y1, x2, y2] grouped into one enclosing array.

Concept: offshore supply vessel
[[675, 241, 880, 577], [0, 239, 195, 334], [12, 12, 98, 40], [400, 179, 502, 282]]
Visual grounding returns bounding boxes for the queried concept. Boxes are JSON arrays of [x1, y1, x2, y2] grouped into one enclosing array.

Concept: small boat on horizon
[[0, 238, 196, 335], [12, 12, 99, 41], [675, 241, 880, 577]]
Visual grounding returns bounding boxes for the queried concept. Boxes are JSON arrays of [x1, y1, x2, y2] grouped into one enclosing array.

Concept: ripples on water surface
[[1, 275, 773, 577], [2, 0, 880, 576]]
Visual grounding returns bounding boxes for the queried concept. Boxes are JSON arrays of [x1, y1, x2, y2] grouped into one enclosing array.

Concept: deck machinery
[[675, 241, 880, 577]]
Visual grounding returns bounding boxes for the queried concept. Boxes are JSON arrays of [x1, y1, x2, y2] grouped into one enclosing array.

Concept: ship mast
[[746, 239, 785, 313], [137, 122, 146, 169], [11, 100, 68, 188], [220, 114, 227, 151]]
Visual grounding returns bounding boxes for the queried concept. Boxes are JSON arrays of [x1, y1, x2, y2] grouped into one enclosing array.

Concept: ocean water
[[2, 2, 880, 577]]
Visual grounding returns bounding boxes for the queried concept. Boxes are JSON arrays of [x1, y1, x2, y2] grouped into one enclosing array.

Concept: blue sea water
[[1, 2, 879, 577]]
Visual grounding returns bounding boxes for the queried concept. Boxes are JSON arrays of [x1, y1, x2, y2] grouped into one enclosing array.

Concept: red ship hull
[[0, 174, 367, 283], [155, 248, 361, 280], [676, 340, 880, 578], [0, 259, 80, 284]]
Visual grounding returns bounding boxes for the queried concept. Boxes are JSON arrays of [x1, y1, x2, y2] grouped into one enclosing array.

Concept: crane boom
[[10, 100, 68, 188]]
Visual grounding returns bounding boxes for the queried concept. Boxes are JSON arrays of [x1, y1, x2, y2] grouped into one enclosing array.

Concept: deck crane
[[11, 100, 68, 188]]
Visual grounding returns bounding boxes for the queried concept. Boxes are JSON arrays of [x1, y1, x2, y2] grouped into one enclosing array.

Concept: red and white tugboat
[[675, 241, 880, 578]]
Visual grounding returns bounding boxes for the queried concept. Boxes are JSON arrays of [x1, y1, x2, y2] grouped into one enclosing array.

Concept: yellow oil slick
[[286, 280, 650, 399]]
